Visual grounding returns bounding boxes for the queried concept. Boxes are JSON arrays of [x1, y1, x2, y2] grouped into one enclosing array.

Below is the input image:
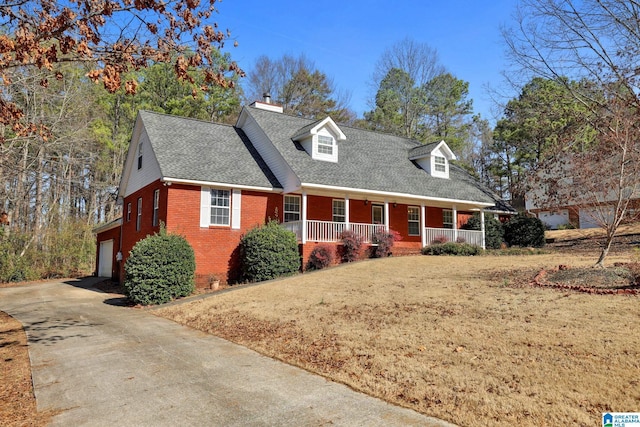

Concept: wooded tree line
[[2, 0, 638, 279]]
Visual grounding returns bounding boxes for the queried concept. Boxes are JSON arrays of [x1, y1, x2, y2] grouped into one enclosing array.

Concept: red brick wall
[[120, 180, 167, 283], [426, 207, 443, 228], [164, 184, 281, 287], [349, 200, 372, 224], [115, 186, 477, 285], [307, 195, 333, 221], [425, 207, 474, 229]]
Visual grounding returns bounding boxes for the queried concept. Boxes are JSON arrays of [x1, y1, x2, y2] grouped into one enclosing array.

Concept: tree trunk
[[594, 232, 615, 268]]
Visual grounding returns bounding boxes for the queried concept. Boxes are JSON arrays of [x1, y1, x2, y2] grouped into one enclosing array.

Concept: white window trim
[[408, 206, 420, 236], [199, 186, 240, 228], [210, 188, 231, 226], [443, 209, 453, 229], [152, 189, 159, 226], [136, 198, 142, 231], [284, 195, 301, 222], [434, 156, 446, 173], [126, 203, 131, 222], [332, 199, 346, 223], [372, 204, 384, 225], [313, 133, 338, 163]]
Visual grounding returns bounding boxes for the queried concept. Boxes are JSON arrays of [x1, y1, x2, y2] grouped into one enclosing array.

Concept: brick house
[[95, 101, 505, 286]]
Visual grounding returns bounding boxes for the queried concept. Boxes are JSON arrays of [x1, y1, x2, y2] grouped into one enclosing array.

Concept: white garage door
[[98, 239, 113, 277], [538, 210, 569, 229], [579, 207, 612, 229]]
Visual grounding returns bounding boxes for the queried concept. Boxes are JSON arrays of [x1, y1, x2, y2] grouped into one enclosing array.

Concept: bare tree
[[371, 38, 445, 93], [245, 54, 354, 122], [503, 0, 640, 266]]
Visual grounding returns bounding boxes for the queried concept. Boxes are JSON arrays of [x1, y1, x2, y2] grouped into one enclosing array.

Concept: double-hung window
[[442, 209, 453, 229], [152, 189, 160, 226], [332, 200, 345, 222], [284, 195, 301, 222], [317, 135, 334, 155], [126, 203, 131, 222], [434, 156, 446, 173], [136, 198, 142, 231], [408, 206, 420, 235], [210, 189, 230, 226]]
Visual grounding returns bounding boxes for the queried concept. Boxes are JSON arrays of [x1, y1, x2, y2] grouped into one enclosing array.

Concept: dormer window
[[292, 116, 346, 163], [408, 140, 456, 179], [317, 135, 334, 156]]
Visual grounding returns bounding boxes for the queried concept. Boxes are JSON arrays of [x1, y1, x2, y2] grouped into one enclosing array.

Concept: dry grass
[[547, 222, 640, 241], [156, 251, 640, 427], [0, 311, 54, 427]]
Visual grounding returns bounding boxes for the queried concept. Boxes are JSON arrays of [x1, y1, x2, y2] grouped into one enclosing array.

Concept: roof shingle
[[139, 110, 281, 189]]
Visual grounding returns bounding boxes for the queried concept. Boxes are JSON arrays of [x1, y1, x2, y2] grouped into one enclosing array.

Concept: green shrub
[[431, 235, 449, 244], [503, 215, 546, 248], [124, 226, 195, 305], [461, 213, 505, 249], [240, 220, 300, 282], [371, 229, 401, 258], [306, 244, 334, 270], [0, 232, 37, 283], [421, 242, 482, 256], [340, 230, 364, 262]]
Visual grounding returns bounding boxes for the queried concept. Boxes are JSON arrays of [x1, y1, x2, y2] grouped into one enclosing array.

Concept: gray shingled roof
[[244, 107, 496, 204], [408, 142, 439, 160], [139, 110, 281, 189]]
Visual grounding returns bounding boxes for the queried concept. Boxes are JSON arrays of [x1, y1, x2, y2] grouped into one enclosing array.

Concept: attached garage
[[94, 219, 122, 281], [98, 239, 114, 277], [537, 210, 569, 229]]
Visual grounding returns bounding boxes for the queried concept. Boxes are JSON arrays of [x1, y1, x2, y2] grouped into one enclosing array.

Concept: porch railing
[[281, 221, 484, 247], [282, 220, 386, 243], [423, 227, 483, 247]]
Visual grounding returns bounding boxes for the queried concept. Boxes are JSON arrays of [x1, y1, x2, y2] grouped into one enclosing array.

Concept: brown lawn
[[156, 251, 640, 427]]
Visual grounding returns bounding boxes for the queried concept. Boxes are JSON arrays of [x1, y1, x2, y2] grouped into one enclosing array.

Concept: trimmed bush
[[371, 229, 401, 258], [421, 242, 482, 256], [340, 230, 364, 262], [431, 235, 449, 244], [461, 213, 505, 249], [124, 227, 195, 305], [306, 244, 335, 270], [240, 220, 300, 282], [503, 215, 546, 248]]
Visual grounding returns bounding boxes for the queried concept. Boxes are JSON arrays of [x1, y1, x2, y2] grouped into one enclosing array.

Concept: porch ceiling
[[292, 185, 490, 211]]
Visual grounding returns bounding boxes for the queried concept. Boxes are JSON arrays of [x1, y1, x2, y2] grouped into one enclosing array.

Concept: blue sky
[[217, 1, 516, 124]]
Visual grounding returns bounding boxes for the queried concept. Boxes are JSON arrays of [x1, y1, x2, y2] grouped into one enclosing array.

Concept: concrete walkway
[[0, 278, 454, 426]]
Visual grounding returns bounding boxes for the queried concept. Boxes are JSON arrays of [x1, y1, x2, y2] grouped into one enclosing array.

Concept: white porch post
[[384, 201, 390, 232], [480, 209, 486, 250], [421, 204, 427, 247], [345, 194, 350, 231], [301, 191, 308, 244], [452, 205, 458, 242]]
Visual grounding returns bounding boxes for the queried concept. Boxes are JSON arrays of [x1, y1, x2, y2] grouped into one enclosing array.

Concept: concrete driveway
[[0, 278, 454, 427]]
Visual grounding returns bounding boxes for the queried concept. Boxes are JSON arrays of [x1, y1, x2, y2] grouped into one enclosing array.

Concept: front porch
[[282, 219, 485, 248]]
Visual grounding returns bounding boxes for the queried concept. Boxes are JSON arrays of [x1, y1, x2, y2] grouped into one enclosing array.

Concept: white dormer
[[292, 117, 347, 163], [408, 140, 456, 179]]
